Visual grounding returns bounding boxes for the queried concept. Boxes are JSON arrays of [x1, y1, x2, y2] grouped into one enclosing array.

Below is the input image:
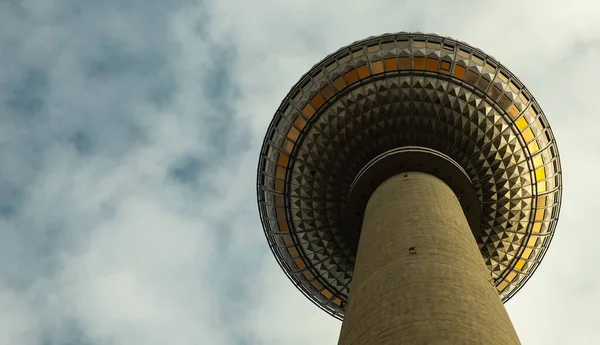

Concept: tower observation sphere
[[256, 32, 562, 344]]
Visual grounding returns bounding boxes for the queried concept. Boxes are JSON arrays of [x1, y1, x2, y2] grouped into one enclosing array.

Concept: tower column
[[338, 172, 521, 345]]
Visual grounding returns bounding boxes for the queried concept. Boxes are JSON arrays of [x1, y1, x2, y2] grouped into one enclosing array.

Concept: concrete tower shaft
[[338, 172, 521, 345]]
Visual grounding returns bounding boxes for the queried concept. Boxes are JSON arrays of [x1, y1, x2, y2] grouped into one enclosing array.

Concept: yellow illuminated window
[[287, 127, 300, 141], [384, 58, 398, 71], [283, 235, 293, 247], [371, 60, 384, 74], [344, 70, 359, 85], [521, 248, 533, 259], [357, 64, 370, 79], [311, 93, 326, 110], [528, 140, 540, 153], [425, 58, 439, 71], [440, 61, 451, 71], [294, 258, 306, 270], [537, 181, 547, 193], [471, 54, 483, 65], [287, 246, 298, 258], [509, 81, 520, 93], [506, 271, 517, 282], [321, 289, 333, 299], [277, 154, 289, 167], [303, 271, 314, 281], [278, 220, 288, 232], [302, 104, 315, 119], [515, 259, 526, 270], [283, 139, 294, 153], [515, 117, 528, 131], [497, 280, 509, 292], [532, 223, 542, 234], [522, 128, 534, 143], [527, 237, 538, 247], [333, 298, 343, 306], [535, 167, 546, 181], [537, 195, 547, 207], [534, 209, 544, 221], [453, 65, 466, 79], [507, 104, 520, 119], [398, 57, 410, 69], [294, 116, 306, 130], [414, 57, 425, 70]]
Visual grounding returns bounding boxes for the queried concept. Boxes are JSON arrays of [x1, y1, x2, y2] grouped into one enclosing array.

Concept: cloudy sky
[[0, 0, 598, 344]]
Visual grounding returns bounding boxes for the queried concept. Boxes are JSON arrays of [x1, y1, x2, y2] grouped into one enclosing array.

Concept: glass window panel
[[277, 154, 289, 167], [535, 167, 546, 181], [344, 70, 359, 85], [453, 65, 466, 79], [333, 76, 347, 91], [537, 181, 547, 193], [522, 128, 535, 143], [440, 60, 451, 71], [357, 64, 370, 79], [274, 179, 285, 192], [311, 93, 326, 110], [321, 289, 333, 299], [321, 85, 335, 100], [302, 104, 315, 119], [294, 258, 306, 270], [398, 57, 410, 69], [528, 140, 540, 153], [426, 58, 439, 71], [384, 58, 398, 71], [371, 60, 384, 74], [507, 104, 520, 119], [414, 57, 425, 69], [278, 220, 288, 232], [276, 166, 286, 179], [534, 209, 545, 221], [303, 271, 314, 280], [465, 70, 478, 84], [515, 117, 528, 131]]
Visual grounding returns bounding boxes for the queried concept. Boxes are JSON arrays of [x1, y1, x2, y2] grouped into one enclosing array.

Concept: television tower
[[257, 32, 562, 344]]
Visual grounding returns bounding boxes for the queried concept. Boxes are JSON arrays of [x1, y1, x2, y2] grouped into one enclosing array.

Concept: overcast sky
[[0, 0, 598, 344]]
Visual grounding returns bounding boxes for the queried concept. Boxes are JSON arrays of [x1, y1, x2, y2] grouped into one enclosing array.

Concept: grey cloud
[[0, 0, 599, 345]]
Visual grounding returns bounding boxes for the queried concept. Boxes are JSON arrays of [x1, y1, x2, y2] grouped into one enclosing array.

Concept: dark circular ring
[[344, 146, 482, 251]]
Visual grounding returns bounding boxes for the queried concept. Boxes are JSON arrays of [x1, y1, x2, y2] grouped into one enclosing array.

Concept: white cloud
[[0, 0, 598, 344]]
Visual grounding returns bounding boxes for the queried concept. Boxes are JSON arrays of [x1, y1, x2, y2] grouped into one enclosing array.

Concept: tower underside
[[338, 172, 521, 345]]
